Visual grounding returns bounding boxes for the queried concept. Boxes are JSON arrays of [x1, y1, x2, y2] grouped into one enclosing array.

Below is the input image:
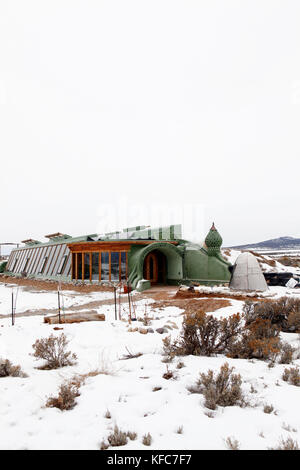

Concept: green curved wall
[[128, 241, 231, 290], [128, 242, 183, 288], [184, 247, 231, 284]]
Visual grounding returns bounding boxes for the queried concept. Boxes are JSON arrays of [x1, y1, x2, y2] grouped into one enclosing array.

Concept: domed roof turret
[[205, 223, 223, 255]]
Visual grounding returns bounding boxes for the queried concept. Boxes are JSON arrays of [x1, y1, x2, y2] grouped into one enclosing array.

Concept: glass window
[[92, 253, 99, 280], [33, 247, 47, 274], [84, 253, 90, 280], [13, 258, 19, 271], [77, 253, 82, 280], [101, 252, 109, 280], [121, 252, 127, 280], [36, 247, 49, 274], [72, 253, 76, 279], [111, 252, 119, 281], [58, 255, 68, 275], [51, 245, 65, 276], [39, 257, 48, 274], [23, 257, 30, 272], [30, 248, 42, 274], [65, 255, 71, 276], [44, 246, 57, 276]]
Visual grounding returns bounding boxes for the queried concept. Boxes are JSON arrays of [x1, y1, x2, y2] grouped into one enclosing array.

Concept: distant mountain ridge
[[230, 236, 300, 251]]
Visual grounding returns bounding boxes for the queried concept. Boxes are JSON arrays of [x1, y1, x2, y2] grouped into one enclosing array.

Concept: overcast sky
[[1, 0, 299, 253]]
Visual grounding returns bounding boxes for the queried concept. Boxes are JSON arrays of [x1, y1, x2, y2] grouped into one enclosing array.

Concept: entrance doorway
[[143, 250, 167, 285]]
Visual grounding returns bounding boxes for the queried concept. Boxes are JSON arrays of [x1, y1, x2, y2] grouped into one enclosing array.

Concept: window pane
[[40, 257, 48, 274], [77, 253, 82, 280], [101, 252, 109, 280], [121, 252, 127, 280], [84, 253, 90, 280], [111, 252, 119, 281], [92, 253, 99, 280], [72, 253, 76, 279], [58, 255, 67, 275]]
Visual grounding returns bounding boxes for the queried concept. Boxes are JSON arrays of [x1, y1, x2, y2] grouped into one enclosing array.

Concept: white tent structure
[[229, 252, 268, 292]]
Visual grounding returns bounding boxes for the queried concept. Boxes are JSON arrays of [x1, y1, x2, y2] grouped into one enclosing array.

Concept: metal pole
[[114, 286, 117, 321], [118, 285, 121, 320], [58, 288, 61, 324], [127, 281, 131, 323]]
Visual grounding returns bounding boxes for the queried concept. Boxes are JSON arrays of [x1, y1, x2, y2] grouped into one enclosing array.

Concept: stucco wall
[[184, 248, 231, 283]]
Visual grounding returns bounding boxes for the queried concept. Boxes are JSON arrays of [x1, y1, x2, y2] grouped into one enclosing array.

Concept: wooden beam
[[67, 240, 178, 253]]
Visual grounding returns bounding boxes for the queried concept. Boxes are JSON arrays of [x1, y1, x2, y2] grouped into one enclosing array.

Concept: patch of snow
[[0, 283, 299, 450]]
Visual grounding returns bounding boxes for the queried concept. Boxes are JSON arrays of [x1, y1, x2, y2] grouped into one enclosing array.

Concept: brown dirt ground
[[0, 275, 114, 293], [0, 277, 268, 320], [150, 297, 232, 315]]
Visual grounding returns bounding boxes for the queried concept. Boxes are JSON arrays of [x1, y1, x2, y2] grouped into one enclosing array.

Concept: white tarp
[[286, 277, 298, 288], [229, 252, 268, 292]]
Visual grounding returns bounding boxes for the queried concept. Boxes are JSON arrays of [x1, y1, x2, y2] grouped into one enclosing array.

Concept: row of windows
[[7, 243, 71, 277], [72, 252, 128, 282]]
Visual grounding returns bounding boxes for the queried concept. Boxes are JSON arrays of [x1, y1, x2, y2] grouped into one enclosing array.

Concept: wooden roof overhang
[[67, 240, 179, 253]]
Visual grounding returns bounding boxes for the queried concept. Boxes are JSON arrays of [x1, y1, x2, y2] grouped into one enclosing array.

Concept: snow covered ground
[[0, 283, 115, 316], [222, 248, 300, 275], [0, 284, 300, 450]]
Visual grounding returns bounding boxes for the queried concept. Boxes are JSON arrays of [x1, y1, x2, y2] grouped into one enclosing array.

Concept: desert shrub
[[104, 409, 112, 419], [228, 318, 281, 361], [243, 298, 300, 333], [176, 425, 183, 434], [225, 436, 240, 450], [142, 310, 152, 326], [100, 440, 109, 450], [107, 426, 128, 447], [0, 358, 27, 378], [263, 404, 274, 414], [278, 342, 295, 364], [282, 422, 297, 433], [0, 261, 7, 273], [163, 311, 243, 359], [32, 333, 77, 369], [142, 433, 152, 446], [271, 436, 299, 450], [46, 377, 81, 411], [127, 431, 137, 441], [176, 361, 185, 369], [287, 311, 300, 333], [162, 366, 175, 380], [188, 362, 244, 410], [282, 366, 300, 386], [277, 256, 300, 268]]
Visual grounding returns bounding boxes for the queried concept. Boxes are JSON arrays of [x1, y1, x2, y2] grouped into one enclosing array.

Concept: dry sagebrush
[[162, 311, 243, 359], [32, 333, 77, 369], [46, 376, 82, 411], [282, 366, 300, 386], [163, 310, 282, 362], [228, 318, 281, 361], [188, 362, 244, 410], [243, 298, 300, 333], [0, 358, 27, 378]]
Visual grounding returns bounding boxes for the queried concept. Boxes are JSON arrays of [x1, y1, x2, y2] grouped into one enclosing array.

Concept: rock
[[156, 327, 168, 334], [139, 328, 148, 335], [147, 328, 154, 333]]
